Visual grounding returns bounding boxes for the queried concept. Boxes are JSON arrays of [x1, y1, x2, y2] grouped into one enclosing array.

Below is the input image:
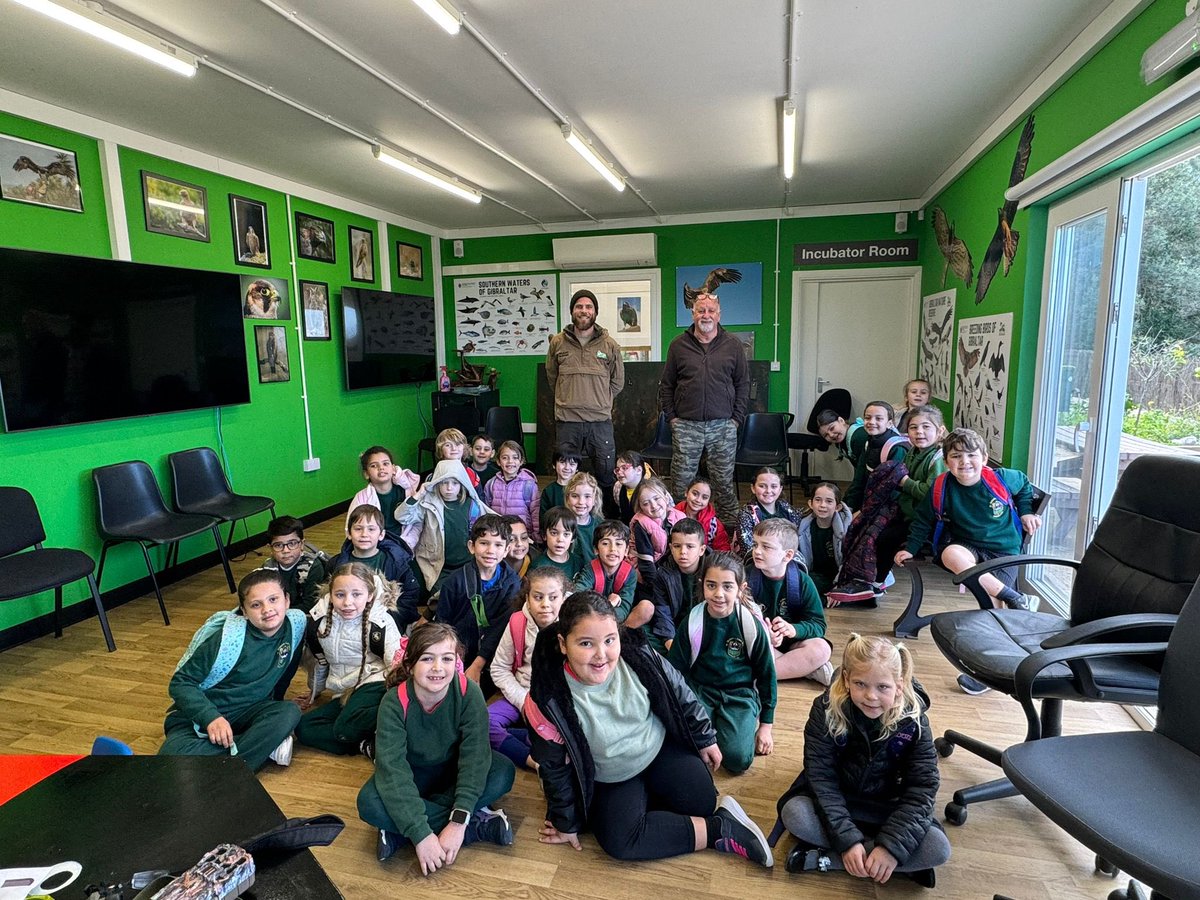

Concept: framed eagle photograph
[[230, 195, 270, 268], [142, 171, 209, 241]]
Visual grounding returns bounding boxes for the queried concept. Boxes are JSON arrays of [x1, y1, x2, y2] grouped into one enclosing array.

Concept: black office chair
[[1003, 579, 1200, 900], [734, 412, 795, 502], [640, 412, 674, 476], [168, 448, 275, 548], [786, 387, 853, 495], [417, 404, 480, 470], [927, 455, 1200, 826], [484, 405, 524, 454], [893, 482, 1051, 638], [0, 487, 115, 652], [94, 461, 236, 626]]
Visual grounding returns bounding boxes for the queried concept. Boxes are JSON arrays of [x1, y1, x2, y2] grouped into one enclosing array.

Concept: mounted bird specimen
[[683, 267, 742, 309], [975, 115, 1035, 304], [932, 207, 972, 288]]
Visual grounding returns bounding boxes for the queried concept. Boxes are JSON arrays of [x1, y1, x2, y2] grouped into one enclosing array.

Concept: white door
[[791, 267, 921, 480]]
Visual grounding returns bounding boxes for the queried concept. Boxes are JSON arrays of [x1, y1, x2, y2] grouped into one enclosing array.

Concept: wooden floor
[[0, 511, 1139, 900]]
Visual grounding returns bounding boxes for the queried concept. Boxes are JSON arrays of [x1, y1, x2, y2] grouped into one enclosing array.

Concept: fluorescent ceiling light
[[781, 99, 797, 180], [562, 126, 626, 192], [372, 145, 482, 203], [410, 0, 462, 35], [8, 0, 197, 77]]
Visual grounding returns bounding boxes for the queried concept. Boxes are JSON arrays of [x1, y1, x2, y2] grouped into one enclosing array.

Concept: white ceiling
[[0, 0, 1144, 234]]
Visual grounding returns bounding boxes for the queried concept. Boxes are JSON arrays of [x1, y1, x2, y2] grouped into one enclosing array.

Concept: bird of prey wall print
[[682, 266, 742, 309], [975, 115, 1035, 304], [932, 206, 973, 288]]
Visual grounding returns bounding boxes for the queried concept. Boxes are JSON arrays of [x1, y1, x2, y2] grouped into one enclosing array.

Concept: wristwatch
[[449, 808, 470, 826]]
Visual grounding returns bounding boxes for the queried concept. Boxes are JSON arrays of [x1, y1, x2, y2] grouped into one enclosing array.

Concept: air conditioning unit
[[552, 233, 657, 270]]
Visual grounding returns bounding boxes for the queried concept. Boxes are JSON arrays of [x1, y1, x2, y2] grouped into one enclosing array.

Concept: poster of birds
[[452, 274, 557, 355], [975, 115, 1035, 304], [675, 263, 763, 326], [954, 312, 1011, 460], [920, 290, 954, 401]]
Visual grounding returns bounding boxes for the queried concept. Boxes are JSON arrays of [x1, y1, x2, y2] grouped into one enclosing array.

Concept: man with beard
[[659, 292, 749, 530], [546, 289, 625, 510]]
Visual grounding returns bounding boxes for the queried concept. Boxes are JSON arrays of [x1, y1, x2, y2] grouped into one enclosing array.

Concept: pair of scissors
[[0, 863, 81, 899]]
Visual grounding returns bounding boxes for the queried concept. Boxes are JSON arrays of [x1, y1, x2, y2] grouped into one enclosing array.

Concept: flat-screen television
[[0, 247, 249, 432], [342, 287, 436, 390]]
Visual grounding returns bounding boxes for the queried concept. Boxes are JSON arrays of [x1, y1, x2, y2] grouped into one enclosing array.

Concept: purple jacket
[[483, 468, 541, 540]]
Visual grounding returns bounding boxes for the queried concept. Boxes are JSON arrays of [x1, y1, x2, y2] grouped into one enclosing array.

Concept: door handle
[[816, 377, 831, 392]]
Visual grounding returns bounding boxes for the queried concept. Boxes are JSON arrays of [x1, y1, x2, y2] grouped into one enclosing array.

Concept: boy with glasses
[[262, 515, 330, 614]]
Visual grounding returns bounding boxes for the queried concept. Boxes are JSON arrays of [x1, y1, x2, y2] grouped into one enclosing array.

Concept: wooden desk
[[0, 755, 342, 899]]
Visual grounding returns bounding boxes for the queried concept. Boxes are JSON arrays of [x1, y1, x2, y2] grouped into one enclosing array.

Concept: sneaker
[[880, 570, 896, 591], [463, 807, 514, 846], [377, 828, 398, 862], [359, 737, 375, 761], [1004, 593, 1040, 612], [784, 843, 833, 873], [909, 868, 937, 888], [957, 673, 991, 695], [713, 796, 773, 867], [809, 661, 835, 687], [269, 734, 293, 766], [825, 581, 876, 604]]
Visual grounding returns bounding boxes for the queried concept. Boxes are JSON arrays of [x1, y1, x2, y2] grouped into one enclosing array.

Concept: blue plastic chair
[[91, 735, 133, 756]]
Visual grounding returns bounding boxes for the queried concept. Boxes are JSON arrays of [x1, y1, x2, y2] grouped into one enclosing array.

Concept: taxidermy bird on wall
[[975, 115, 1035, 304], [683, 267, 741, 309], [932, 207, 972, 288]]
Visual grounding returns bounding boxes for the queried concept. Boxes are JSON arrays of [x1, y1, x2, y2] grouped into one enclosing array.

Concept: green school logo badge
[[276, 643, 290, 667], [989, 497, 1006, 518], [725, 637, 745, 660]]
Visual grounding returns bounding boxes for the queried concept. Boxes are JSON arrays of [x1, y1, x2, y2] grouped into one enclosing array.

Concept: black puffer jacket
[[774, 680, 939, 864], [524, 626, 717, 836]]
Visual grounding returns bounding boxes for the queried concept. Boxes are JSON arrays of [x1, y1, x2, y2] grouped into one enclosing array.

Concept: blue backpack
[[176, 608, 306, 690]]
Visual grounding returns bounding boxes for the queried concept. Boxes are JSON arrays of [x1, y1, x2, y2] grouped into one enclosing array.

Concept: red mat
[[0, 754, 83, 805]]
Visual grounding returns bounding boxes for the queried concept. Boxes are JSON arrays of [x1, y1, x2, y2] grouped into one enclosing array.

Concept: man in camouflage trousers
[[658, 292, 750, 529]]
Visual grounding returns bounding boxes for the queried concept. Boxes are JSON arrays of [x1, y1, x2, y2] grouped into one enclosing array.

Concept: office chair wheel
[[934, 737, 954, 758], [944, 802, 967, 826], [1095, 855, 1119, 877]]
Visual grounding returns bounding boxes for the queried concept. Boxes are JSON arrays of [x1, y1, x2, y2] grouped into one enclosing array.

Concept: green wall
[[439, 212, 915, 456], [0, 113, 437, 634], [916, 0, 1195, 466]]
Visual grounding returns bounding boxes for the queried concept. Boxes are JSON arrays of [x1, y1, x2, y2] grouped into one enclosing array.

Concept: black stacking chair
[[94, 461, 236, 626], [927, 455, 1200, 826], [484, 405, 524, 454], [640, 412, 674, 476], [0, 487, 115, 652], [734, 412, 795, 502], [168, 448, 275, 548], [893, 483, 1050, 638], [418, 404, 480, 470], [1003, 579, 1200, 900], [786, 387, 853, 496]]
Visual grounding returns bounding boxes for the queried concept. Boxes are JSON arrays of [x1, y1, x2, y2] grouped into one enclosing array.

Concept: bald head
[[692, 293, 721, 342]]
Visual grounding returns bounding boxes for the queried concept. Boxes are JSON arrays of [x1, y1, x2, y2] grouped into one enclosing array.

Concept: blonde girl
[[775, 634, 948, 886], [357, 622, 516, 868], [564, 471, 602, 567], [295, 562, 401, 757], [630, 477, 687, 585]]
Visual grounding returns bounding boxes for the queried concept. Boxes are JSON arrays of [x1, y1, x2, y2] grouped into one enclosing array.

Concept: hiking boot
[[825, 581, 876, 604], [785, 843, 833, 873], [359, 737, 376, 761], [809, 661, 835, 687], [377, 829, 399, 861], [1004, 593, 1039, 612], [269, 734, 293, 766], [464, 807, 514, 846], [957, 674, 991, 695], [713, 796, 773, 867]]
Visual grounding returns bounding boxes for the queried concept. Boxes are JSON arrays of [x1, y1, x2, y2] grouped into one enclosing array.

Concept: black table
[[0, 756, 342, 899]]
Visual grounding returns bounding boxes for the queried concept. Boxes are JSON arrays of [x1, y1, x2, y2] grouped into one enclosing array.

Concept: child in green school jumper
[[357, 623, 516, 868], [572, 519, 648, 627], [668, 552, 776, 774], [532, 506, 579, 578]]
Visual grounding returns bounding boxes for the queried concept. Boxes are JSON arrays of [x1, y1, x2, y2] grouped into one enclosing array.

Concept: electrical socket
[[770, 361, 781, 372], [302, 457, 321, 472]]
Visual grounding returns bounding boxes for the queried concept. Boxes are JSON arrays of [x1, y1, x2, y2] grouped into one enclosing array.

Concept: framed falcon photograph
[[141, 171, 209, 242], [230, 195, 270, 269]]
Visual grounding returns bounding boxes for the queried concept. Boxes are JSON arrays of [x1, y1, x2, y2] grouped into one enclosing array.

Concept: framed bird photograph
[[230, 195, 270, 268], [0, 132, 82, 212], [397, 241, 423, 280], [141, 171, 209, 241], [240, 274, 290, 320], [349, 225, 375, 283], [254, 325, 290, 383], [300, 280, 331, 340], [295, 211, 335, 263]]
